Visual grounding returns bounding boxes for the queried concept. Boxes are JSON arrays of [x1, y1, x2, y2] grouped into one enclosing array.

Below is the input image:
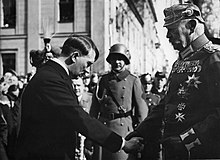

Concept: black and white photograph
[[0, 0, 220, 159]]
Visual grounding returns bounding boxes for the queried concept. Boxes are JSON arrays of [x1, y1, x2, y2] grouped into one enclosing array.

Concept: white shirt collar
[[51, 58, 69, 75], [78, 95, 82, 102]]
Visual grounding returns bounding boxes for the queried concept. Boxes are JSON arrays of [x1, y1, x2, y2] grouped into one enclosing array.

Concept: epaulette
[[203, 41, 219, 53], [130, 72, 139, 78]]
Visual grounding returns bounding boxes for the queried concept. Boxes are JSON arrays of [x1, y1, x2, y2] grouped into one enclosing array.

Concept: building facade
[[0, 0, 161, 76]]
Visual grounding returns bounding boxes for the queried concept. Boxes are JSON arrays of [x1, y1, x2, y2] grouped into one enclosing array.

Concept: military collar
[[179, 34, 209, 60], [111, 69, 130, 81]]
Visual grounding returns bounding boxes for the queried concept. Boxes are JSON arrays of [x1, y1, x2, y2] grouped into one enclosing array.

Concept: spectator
[[140, 73, 160, 113], [0, 106, 8, 160], [88, 73, 99, 94], [151, 71, 167, 100], [72, 76, 93, 160]]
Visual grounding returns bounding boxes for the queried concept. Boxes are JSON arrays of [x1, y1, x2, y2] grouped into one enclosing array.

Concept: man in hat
[[90, 43, 148, 160], [126, 3, 220, 160], [151, 71, 167, 100], [15, 36, 144, 160], [140, 73, 162, 160], [140, 73, 160, 113]]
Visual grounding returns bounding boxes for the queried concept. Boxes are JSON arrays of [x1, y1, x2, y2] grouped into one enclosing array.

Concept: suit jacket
[[15, 60, 122, 160]]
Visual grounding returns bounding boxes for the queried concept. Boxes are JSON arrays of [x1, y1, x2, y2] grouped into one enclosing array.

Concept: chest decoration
[[172, 60, 201, 73], [175, 74, 202, 123], [175, 112, 185, 122]]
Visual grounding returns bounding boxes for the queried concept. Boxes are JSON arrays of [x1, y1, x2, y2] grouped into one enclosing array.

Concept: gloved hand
[[125, 131, 142, 141]]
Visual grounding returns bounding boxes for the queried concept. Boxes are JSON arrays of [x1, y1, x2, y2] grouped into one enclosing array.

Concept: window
[[2, 53, 15, 73], [0, 0, 16, 28], [59, 0, 74, 22]]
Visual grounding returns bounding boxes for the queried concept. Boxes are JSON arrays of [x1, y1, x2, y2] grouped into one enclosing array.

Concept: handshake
[[122, 131, 144, 154]]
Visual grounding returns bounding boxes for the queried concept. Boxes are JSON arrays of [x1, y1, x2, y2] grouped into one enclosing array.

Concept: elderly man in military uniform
[[126, 3, 220, 160], [90, 43, 148, 160]]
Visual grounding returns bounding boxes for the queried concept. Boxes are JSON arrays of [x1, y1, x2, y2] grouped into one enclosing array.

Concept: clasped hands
[[122, 131, 144, 154]]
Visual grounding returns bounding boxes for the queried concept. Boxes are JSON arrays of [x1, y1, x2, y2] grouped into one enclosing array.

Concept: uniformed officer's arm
[[132, 77, 148, 122], [180, 128, 201, 151]]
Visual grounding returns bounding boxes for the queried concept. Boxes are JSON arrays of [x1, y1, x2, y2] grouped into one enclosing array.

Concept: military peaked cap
[[163, 3, 204, 27]]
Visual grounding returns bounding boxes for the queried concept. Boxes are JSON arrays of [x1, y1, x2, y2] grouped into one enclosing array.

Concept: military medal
[[175, 112, 185, 122], [177, 102, 186, 111], [172, 60, 201, 73], [177, 85, 190, 99], [186, 74, 202, 88]]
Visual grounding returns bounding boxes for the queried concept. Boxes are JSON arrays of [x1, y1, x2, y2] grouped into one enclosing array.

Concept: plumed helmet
[[106, 43, 131, 65]]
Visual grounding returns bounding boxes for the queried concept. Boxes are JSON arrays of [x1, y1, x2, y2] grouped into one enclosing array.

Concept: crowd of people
[[1, 2, 220, 160]]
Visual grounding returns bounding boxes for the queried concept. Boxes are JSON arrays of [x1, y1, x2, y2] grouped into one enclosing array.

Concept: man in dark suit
[[15, 35, 143, 160]]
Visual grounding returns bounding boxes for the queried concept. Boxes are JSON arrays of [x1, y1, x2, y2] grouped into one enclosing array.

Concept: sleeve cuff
[[180, 128, 201, 151], [120, 137, 125, 150], [180, 128, 195, 140]]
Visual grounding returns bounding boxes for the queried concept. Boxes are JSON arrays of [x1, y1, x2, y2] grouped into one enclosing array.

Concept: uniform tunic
[[90, 69, 148, 160], [136, 34, 220, 159]]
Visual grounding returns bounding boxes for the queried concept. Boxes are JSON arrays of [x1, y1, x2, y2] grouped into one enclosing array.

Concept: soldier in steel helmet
[[90, 43, 148, 160], [125, 3, 220, 160]]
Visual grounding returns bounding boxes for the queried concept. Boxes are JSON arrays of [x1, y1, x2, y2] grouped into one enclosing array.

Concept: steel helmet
[[106, 43, 131, 65]]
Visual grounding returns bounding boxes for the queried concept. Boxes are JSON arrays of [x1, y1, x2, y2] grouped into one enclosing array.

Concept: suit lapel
[[46, 60, 78, 102]]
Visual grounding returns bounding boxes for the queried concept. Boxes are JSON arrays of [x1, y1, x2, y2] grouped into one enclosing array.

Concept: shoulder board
[[130, 72, 138, 78], [203, 42, 219, 53], [99, 72, 109, 78]]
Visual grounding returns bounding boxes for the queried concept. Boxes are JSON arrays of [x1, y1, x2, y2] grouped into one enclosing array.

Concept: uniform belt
[[100, 110, 132, 120]]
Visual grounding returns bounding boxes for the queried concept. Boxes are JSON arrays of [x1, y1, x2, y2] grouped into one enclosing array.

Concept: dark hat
[[140, 73, 154, 84], [163, 3, 204, 27], [155, 71, 166, 79]]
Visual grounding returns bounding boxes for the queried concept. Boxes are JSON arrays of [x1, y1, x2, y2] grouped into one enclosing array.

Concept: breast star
[[186, 74, 202, 89]]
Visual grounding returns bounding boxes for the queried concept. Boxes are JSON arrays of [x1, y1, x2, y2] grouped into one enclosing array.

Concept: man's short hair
[[61, 35, 99, 61]]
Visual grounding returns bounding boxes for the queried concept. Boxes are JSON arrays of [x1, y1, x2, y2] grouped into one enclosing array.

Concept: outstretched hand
[[122, 137, 144, 153]]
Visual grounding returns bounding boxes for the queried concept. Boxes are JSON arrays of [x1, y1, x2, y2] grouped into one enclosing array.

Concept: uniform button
[[104, 122, 107, 125], [124, 78, 127, 81], [149, 98, 152, 101]]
